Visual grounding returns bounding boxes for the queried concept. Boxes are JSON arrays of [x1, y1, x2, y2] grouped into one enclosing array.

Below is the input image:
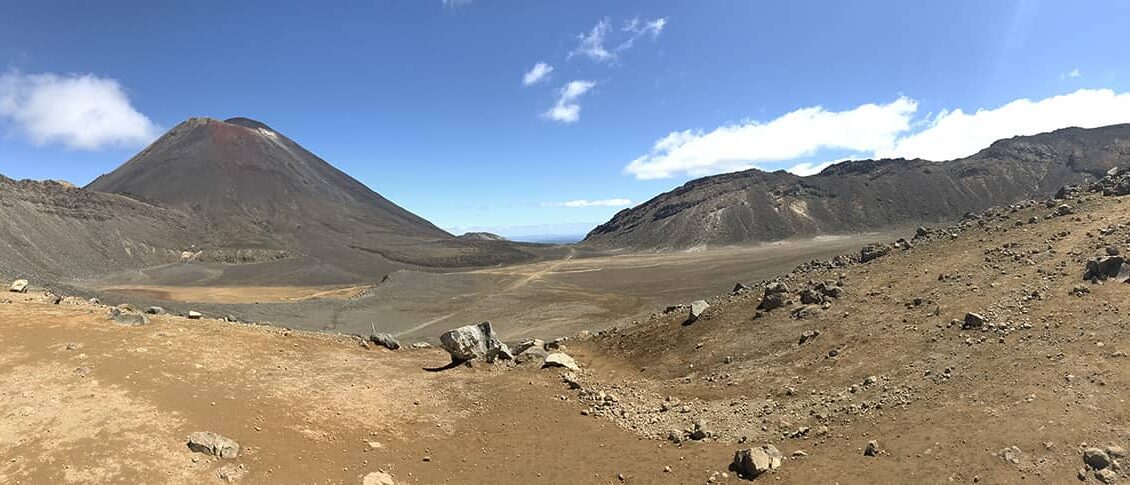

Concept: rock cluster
[[1089, 166, 1130, 196], [1082, 445, 1126, 483]]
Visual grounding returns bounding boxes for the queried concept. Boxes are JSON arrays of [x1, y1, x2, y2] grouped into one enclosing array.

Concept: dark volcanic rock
[[583, 125, 1130, 250]]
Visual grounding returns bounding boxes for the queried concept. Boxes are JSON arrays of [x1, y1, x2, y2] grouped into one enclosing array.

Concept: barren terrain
[[2, 187, 1127, 484], [84, 232, 891, 341]]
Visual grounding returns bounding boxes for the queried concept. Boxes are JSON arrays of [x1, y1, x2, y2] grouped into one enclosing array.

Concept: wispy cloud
[[441, 0, 472, 7], [569, 16, 667, 63], [522, 62, 554, 86], [0, 71, 159, 150], [1062, 67, 1082, 79], [543, 80, 596, 123], [570, 18, 614, 62], [542, 198, 633, 208], [625, 88, 1130, 180]]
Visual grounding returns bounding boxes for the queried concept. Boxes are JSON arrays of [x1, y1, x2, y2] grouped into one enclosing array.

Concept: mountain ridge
[[583, 124, 1130, 250]]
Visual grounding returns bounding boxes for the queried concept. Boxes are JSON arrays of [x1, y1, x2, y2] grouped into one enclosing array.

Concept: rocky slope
[[584, 124, 1130, 250], [0, 175, 193, 280], [2, 170, 1127, 484]]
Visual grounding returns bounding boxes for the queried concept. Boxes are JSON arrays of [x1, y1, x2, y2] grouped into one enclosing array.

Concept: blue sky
[[1, 1, 1129, 241]]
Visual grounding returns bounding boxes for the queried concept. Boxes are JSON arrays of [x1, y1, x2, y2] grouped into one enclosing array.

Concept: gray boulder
[[187, 311, 203, 319], [186, 431, 240, 458], [8, 279, 28, 293], [515, 346, 548, 365], [731, 445, 783, 478], [687, 300, 710, 323], [962, 312, 986, 330], [543, 352, 579, 371], [759, 292, 790, 311], [1084, 256, 1125, 281], [145, 306, 165, 315], [439, 321, 510, 362], [107, 307, 150, 326], [370, 333, 401, 350]]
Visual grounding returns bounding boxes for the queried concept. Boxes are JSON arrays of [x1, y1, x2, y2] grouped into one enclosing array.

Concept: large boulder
[[186, 431, 240, 458], [8, 279, 28, 293], [439, 321, 511, 362], [731, 445, 783, 478]]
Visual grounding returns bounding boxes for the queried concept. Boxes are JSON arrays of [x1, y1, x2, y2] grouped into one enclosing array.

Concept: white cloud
[[543, 80, 596, 123], [786, 161, 837, 177], [625, 88, 1130, 180], [0, 71, 159, 150], [570, 18, 614, 62], [878, 88, 1130, 161], [625, 97, 917, 179], [570, 16, 667, 63], [441, 0, 472, 7], [522, 62, 554, 86], [1064, 68, 1082, 79], [542, 198, 633, 208], [618, 17, 666, 51]]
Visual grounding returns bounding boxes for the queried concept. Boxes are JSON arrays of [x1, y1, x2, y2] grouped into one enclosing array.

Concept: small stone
[[962, 312, 986, 330], [864, 440, 880, 457], [186, 431, 240, 459], [8, 279, 28, 293], [144, 306, 165, 315], [1096, 468, 1118, 484], [369, 333, 401, 351], [362, 471, 396, 485], [687, 300, 710, 323], [187, 311, 203, 319]]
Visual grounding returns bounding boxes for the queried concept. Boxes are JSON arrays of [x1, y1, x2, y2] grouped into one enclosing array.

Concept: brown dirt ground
[[1, 193, 1127, 484]]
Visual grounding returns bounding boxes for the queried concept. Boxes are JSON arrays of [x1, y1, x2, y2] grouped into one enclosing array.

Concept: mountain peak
[[223, 117, 275, 132]]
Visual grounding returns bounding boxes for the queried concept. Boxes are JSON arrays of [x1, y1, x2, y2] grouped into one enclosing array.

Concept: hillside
[[85, 117, 538, 272], [584, 124, 1130, 250], [0, 175, 193, 280], [1, 170, 1126, 484]]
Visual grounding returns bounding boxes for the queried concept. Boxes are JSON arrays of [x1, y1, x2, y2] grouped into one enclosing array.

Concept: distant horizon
[[2, 1, 1129, 236]]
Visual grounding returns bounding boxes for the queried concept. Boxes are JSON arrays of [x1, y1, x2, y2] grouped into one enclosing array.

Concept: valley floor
[[1, 191, 1128, 484]]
